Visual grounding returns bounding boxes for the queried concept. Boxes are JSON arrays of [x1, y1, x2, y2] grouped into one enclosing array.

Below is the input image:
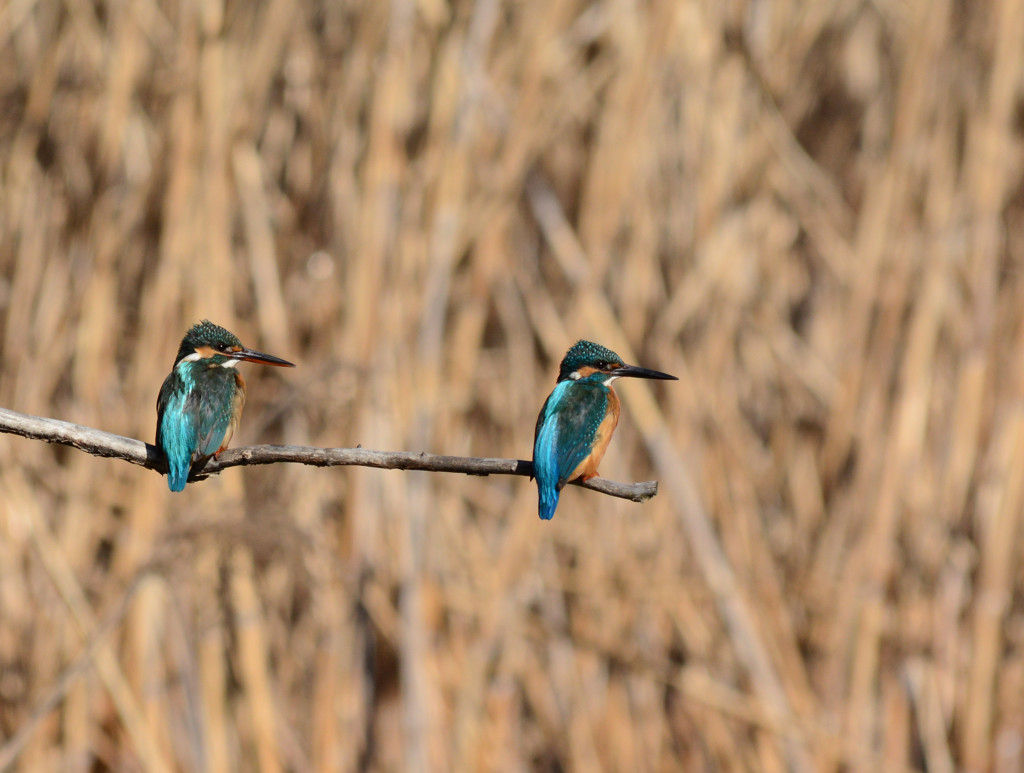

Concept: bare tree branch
[[0, 406, 658, 502]]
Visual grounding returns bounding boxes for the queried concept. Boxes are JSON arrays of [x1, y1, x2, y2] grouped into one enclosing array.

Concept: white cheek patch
[[220, 359, 239, 368], [176, 352, 201, 374], [569, 371, 581, 380], [604, 375, 620, 385]]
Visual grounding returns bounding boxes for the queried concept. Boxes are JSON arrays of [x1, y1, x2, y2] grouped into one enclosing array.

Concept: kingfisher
[[532, 340, 677, 520], [156, 320, 295, 491]]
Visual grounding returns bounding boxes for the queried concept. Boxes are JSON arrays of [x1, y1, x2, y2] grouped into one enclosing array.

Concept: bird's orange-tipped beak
[[230, 348, 296, 367], [610, 363, 677, 380]]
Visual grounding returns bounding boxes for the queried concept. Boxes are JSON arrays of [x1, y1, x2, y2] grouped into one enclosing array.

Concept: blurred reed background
[[1, 0, 1023, 770]]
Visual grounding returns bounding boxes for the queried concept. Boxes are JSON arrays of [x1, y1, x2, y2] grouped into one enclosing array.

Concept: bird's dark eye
[[595, 360, 608, 369]]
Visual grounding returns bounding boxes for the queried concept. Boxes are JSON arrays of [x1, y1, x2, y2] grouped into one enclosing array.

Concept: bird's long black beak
[[610, 363, 678, 380], [230, 348, 296, 367]]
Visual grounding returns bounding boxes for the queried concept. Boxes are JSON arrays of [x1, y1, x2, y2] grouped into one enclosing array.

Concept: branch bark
[[0, 407, 658, 502]]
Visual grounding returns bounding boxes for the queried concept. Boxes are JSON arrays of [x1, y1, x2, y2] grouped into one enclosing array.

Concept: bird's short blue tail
[[538, 481, 560, 520], [167, 459, 189, 492]]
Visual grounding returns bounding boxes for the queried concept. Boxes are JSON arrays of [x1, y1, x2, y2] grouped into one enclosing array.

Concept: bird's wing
[[532, 390, 555, 481], [534, 382, 606, 490], [196, 393, 231, 457], [156, 371, 201, 468], [195, 371, 245, 457]]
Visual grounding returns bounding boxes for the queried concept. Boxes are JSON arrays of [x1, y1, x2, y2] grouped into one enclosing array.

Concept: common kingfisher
[[156, 320, 294, 491], [532, 340, 677, 520]]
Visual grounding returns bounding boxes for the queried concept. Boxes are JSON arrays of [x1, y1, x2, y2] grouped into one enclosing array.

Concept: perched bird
[[532, 340, 677, 520], [156, 320, 294, 491]]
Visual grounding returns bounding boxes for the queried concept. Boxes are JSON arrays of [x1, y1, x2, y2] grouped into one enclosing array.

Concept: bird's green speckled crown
[[557, 340, 623, 382]]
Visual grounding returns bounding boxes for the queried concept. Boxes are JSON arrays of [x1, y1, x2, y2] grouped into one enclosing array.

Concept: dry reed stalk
[[195, 541, 231, 773], [59, 445, 106, 769], [234, 143, 293, 356], [230, 546, 283, 773], [963, 410, 1024, 769], [2, 471, 171, 773], [905, 659, 955, 773]]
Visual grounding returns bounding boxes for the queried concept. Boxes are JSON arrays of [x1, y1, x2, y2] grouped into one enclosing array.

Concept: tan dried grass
[[1, 0, 1023, 770]]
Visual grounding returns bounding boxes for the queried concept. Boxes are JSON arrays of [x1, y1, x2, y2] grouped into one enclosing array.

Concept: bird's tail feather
[[167, 460, 189, 492], [538, 482, 559, 520]]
